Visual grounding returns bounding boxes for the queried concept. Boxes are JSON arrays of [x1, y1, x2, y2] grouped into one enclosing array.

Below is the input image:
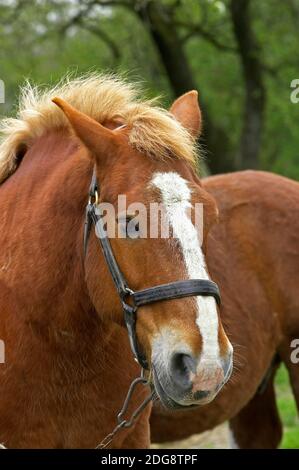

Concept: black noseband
[[84, 169, 221, 370]]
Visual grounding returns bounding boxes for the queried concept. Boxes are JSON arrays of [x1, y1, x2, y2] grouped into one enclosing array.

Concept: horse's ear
[[169, 91, 201, 138], [52, 97, 119, 159]]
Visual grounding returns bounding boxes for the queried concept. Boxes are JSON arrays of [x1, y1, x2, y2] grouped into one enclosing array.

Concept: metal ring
[[88, 190, 99, 206], [124, 287, 134, 296]]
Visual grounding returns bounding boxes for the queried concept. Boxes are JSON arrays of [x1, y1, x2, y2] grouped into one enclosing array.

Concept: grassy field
[[276, 365, 299, 449]]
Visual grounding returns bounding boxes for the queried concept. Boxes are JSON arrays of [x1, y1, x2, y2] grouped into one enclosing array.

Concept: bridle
[[84, 168, 221, 370], [83, 167, 222, 448]]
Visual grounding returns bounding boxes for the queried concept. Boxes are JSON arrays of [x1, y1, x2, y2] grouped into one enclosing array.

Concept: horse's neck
[[0, 130, 94, 330]]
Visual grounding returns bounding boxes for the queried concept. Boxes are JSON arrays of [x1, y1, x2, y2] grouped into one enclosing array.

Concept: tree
[[0, 0, 298, 176], [230, 0, 265, 169]]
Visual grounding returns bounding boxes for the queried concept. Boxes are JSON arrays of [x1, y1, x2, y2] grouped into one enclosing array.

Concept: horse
[[151, 170, 299, 448], [0, 74, 233, 448]]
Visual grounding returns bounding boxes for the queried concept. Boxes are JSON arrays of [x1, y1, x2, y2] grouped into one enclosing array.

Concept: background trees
[[0, 0, 298, 176]]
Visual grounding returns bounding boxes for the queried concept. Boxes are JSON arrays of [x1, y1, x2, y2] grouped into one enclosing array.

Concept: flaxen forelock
[[0, 73, 198, 183]]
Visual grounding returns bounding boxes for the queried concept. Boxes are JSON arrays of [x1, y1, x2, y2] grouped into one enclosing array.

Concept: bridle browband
[[84, 168, 221, 370]]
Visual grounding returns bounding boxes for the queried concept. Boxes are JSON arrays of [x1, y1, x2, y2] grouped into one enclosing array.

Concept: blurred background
[[0, 0, 298, 448], [1, 0, 299, 176]]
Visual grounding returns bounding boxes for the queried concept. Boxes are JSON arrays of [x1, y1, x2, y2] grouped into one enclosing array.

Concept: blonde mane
[[0, 73, 198, 183]]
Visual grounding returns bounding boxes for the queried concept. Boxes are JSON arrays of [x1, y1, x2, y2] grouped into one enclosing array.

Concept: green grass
[[275, 365, 299, 448]]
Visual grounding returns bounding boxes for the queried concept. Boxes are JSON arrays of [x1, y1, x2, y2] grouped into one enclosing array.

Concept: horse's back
[[203, 169, 299, 213], [204, 170, 299, 335]]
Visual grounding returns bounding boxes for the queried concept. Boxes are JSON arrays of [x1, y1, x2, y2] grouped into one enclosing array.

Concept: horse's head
[[53, 92, 233, 409]]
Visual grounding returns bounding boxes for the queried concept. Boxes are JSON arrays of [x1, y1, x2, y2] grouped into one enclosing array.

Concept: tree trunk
[[230, 0, 265, 169], [136, 1, 234, 174]]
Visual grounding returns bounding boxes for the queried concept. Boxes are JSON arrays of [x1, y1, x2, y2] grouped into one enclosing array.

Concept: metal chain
[[96, 371, 153, 449], [0, 374, 153, 450]]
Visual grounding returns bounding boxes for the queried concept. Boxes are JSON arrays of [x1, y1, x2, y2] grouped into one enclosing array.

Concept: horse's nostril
[[170, 353, 196, 390], [193, 390, 210, 400]]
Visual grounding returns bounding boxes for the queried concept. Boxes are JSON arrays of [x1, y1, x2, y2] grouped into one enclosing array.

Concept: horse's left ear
[[52, 97, 120, 161], [170, 90, 201, 138]]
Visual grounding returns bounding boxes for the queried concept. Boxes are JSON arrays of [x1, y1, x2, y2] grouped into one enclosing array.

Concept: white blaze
[[151, 171, 220, 362]]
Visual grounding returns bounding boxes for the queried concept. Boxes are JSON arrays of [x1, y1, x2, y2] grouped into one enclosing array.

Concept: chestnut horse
[[0, 75, 232, 448], [151, 170, 299, 448]]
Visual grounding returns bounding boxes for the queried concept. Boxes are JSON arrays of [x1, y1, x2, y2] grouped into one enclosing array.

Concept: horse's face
[[53, 93, 233, 409]]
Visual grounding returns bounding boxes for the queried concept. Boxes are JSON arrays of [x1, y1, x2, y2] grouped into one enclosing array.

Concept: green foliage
[[0, 0, 298, 176], [0, 0, 171, 113], [275, 365, 299, 449]]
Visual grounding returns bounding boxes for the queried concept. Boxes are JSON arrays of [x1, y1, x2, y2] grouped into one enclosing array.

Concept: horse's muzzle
[[152, 351, 233, 409]]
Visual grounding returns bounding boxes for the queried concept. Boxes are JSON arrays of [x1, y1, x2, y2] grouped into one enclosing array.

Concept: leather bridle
[[84, 168, 221, 370]]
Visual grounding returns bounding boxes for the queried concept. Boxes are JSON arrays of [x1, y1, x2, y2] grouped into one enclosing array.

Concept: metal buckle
[[120, 287, 136, 316], [120, 288, 148, 370], [88, 189, 99, 206]]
